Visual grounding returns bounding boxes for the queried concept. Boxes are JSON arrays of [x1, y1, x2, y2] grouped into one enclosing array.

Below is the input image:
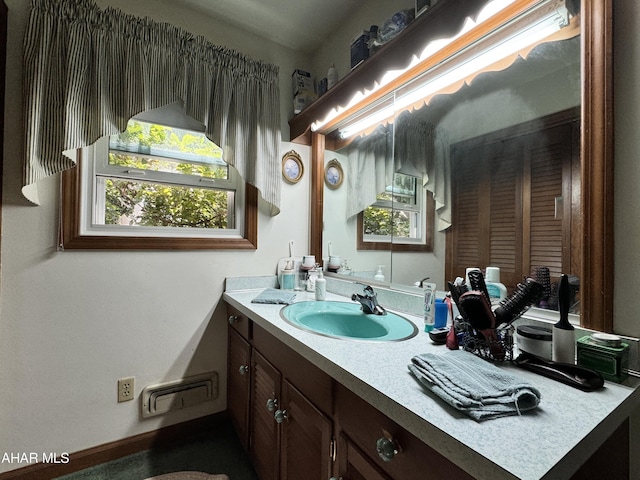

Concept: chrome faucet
[[351, 284, 386, 315]]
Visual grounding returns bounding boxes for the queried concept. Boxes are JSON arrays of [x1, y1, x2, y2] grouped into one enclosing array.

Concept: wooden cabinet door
[[250, 350, 282, 480], [280, 379, 333, 480], [227, 328, 251, 450], [336, 432, 391, 480]]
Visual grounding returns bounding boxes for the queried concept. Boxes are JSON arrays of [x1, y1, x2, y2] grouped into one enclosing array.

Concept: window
[[357, 173, 435, 252], [61, 120, 258, 249]]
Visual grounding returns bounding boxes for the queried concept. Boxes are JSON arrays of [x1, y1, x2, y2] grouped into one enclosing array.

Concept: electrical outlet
[[118, 377, 135, 403]]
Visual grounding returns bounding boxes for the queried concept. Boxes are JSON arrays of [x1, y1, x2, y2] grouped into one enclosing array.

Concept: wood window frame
[[60, 151, 258, 250]]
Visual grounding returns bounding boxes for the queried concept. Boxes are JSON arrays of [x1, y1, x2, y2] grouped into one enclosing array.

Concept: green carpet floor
[[55, 419, 258, 480]]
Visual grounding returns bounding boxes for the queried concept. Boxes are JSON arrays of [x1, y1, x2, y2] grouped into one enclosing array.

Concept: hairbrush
[[458, 291, 504, 360]]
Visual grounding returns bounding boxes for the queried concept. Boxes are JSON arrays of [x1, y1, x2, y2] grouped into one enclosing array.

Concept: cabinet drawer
[[227, 305, 251, 340], [334, 384, 473, 480]]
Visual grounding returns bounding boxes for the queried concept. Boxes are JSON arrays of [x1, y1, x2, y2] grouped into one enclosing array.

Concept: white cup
[[302, 255, 316, 270]]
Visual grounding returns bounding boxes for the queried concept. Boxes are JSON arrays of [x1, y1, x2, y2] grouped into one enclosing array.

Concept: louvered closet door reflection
[[488, 139, 523, 289], [448, 115, 577, 293], [450, 139, 522, 288], [451, 142, 485, 274], [525, 123, 574, 281]]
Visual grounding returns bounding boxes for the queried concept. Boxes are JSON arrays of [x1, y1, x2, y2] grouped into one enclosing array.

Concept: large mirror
[[304, 0, 612, 331], [324, 32, 580, 292]]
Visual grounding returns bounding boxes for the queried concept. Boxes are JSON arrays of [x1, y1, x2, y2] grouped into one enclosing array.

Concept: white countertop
[[223, 286, 640, 480]]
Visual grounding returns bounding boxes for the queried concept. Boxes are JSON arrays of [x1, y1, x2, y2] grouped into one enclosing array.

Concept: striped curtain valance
[[394, 113, 451, 231], [345, 125, 394, 220], [23, 0, 282, 214], [345, 115, 451, 230]]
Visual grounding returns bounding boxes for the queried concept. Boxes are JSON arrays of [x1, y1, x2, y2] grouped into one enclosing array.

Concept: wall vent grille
[[141, 371, 218, 418]]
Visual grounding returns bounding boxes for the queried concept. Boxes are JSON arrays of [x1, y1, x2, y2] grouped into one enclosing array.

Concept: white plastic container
[[485, 266, 507, 305], [315, 269, 326, 300], [517, 325, 552, 360], [327, 64, 338, 89]]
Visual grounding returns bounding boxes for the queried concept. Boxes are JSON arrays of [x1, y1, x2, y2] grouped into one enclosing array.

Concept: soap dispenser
[[485, 266, 507, 305], [315, 265, 326, 301], [374, 265, 385, 282]]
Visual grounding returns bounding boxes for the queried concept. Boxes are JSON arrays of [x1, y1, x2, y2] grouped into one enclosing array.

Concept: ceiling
[[179, 0, 364, 53]]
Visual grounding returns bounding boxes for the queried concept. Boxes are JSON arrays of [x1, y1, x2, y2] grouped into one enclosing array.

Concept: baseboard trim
[[0, 413, 227, 480]]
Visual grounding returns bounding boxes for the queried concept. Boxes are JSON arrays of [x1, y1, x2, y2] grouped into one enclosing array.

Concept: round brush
[[494, 277, 543, 327]]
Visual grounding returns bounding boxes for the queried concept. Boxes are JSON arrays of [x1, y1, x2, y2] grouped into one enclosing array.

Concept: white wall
[[310, 0, 413, 85], [0, 0, 310, 474]]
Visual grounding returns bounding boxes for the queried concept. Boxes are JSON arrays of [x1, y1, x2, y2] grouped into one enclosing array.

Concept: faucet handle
[[363, 285, 375, 297], [352, 281, 375, 296]]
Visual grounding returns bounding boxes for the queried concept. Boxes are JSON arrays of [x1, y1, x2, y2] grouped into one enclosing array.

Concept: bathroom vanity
[[223, 279, 640, 480]]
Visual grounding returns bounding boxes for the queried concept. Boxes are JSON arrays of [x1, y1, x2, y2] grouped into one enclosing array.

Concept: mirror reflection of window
[[362, 174, 422, 242]]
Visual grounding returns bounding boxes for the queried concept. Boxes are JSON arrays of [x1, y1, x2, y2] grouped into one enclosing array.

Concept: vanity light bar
[[324, 0, 579, 138], [393, 4, 569, 113], [339, 0, 571, 139], [312, 0, 520, 134]]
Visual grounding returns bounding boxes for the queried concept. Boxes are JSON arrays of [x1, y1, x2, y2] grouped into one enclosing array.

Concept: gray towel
[[408, 350, 541, 421], [251, 288, 297, 305]]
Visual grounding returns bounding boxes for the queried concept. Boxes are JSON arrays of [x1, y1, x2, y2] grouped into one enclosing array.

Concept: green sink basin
[[280, 301, 418, 341]]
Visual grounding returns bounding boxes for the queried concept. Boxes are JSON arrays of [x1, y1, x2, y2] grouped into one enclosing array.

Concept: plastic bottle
[[368, 25, 379, 56], [374, 265, 385, 282], [327, 63, 338, 89], [315, 267, 326, 301], [281, 260, 296, 290], [484, 266, 507, 305]]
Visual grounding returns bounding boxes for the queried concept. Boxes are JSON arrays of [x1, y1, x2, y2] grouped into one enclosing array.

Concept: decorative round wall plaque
[[282, 150, 304, 184], [324, 159, 344, 189]]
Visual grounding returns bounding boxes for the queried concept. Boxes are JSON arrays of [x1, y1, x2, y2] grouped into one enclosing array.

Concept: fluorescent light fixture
[[393, 5, 569, 114], [339, 105, 395, 139], [317, 0, 573, 139], [311, 0, 518, 134]]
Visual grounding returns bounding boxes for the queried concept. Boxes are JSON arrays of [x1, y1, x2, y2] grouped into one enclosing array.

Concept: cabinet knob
[[266, 397, 278, 412], [376, 429, 400, 462], [274, 409, 288, 423], [228, 315, 240, 324], [238, 365, 249, 375]]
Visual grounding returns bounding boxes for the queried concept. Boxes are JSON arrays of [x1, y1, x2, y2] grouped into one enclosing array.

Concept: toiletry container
[[374, 265, 385, 282], [485, 266, 507, 305], [327, 64, 338, 89], [434, 299, 448, 329], [315, 268, 326, 301], [516, 325, 552, 360], [577, 334, 629, 382], [422, 282, 436, 332], [281, 261, 296, 290]]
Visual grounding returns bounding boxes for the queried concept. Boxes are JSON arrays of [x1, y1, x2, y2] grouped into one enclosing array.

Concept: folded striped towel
[[251, 288, 297, 305], [408, 350, 541, 421]]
